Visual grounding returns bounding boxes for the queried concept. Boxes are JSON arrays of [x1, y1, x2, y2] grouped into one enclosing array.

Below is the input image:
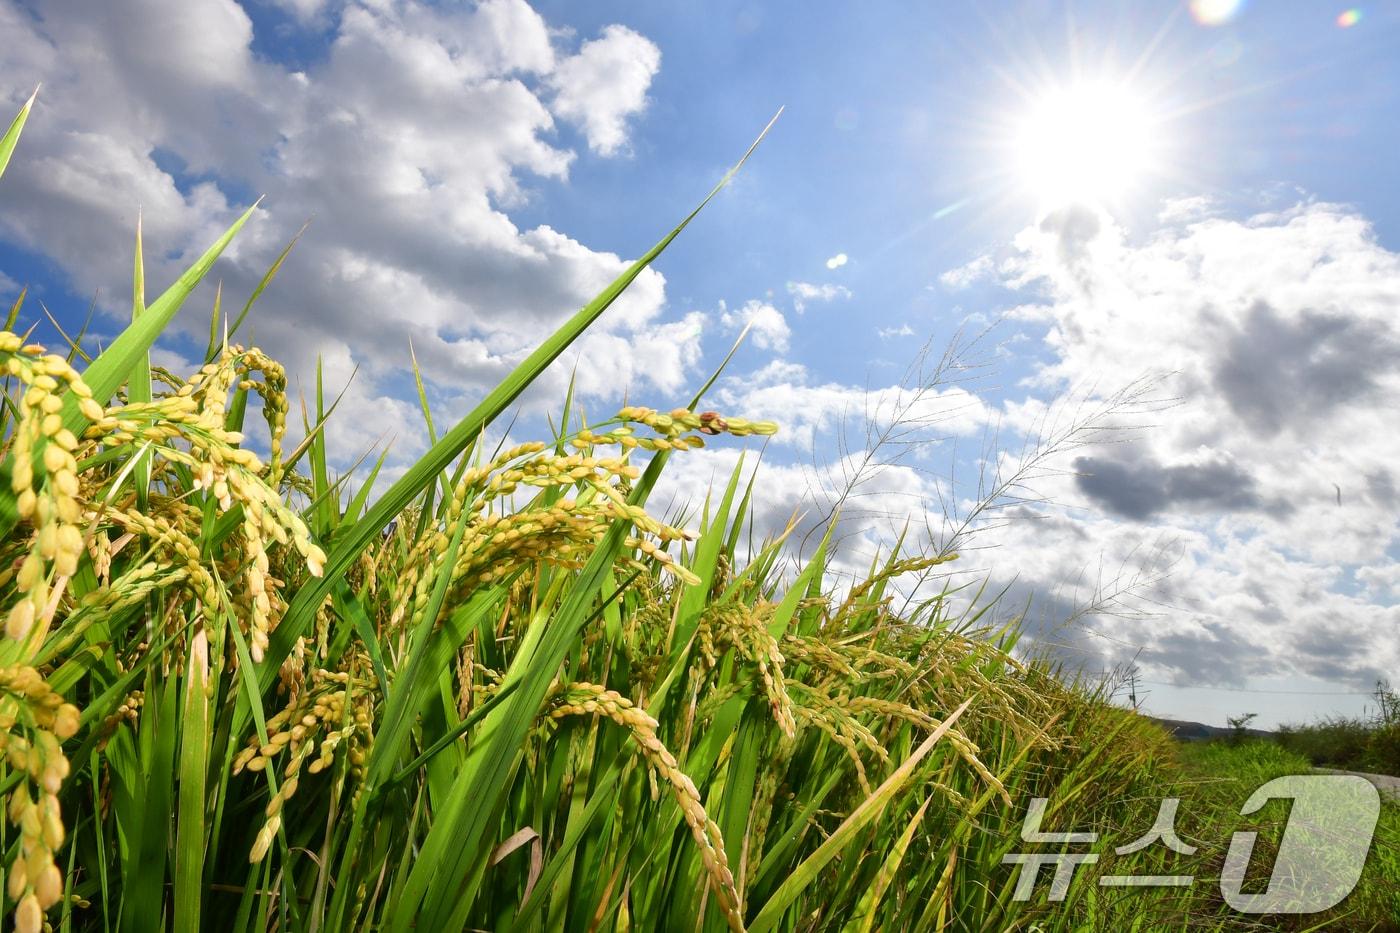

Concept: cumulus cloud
[[1357, 562, 1400, 600], [0, 0, 680, 468], [1210, 301, 1400, 437], [719, 299, 790, 353], [547, 24, 660, 156], [1156, 195, 1218, 225], [712, 358, 989, 450], [938, 198, 1400, 689], [786, 280, 851, 313], [1072, 447, 1289, 521], [938, 254, 993, 289]]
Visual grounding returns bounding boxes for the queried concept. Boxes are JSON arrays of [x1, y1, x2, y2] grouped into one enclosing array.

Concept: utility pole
[[1374, 679, 1397, 724], [1125, 665, 1144, 711]]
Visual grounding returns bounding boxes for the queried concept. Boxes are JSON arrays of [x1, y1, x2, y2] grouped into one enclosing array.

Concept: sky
[[1, 0, 1398, 728]]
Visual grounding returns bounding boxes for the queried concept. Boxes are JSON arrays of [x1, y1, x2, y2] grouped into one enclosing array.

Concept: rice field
[[0, 91, 1393, 933]]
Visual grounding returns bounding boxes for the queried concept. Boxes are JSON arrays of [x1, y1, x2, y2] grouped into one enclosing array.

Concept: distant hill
[[1146, 716, 1276, 742]]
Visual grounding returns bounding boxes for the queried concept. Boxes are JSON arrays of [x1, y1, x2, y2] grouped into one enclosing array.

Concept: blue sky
[[2, 0, 1399, 728]]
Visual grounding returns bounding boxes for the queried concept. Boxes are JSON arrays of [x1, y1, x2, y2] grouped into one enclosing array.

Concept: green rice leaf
[[0, 87, 38, 181]]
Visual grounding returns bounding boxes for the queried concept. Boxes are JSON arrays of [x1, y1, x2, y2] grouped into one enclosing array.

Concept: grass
[[0, 94, 1395, 932], [1171, 741, 1400, 931], [1277, 713, 1400, 777]]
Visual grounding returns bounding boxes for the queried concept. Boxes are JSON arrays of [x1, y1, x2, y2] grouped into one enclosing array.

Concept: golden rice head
[[550, 682, 745, 932], [236, 666, 374, 863], [0, 333, 103, 647], [0, 665, 81, 933], [78, 346, 326, 661]]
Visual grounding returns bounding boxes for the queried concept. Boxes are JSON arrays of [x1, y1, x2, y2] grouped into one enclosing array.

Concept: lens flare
[[1337, 8, 1363, 27], [1190, 0, 1245, 25]]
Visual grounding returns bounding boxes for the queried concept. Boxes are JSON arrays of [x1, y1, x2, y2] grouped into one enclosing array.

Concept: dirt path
[[1315, 767, 1400, 801]]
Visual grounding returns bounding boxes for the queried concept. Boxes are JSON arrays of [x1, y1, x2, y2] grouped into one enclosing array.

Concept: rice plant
[[0, 94, 1389, 933]]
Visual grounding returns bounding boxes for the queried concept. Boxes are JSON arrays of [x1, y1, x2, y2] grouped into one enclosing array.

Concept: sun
[[1011, 81, 1160, 209]]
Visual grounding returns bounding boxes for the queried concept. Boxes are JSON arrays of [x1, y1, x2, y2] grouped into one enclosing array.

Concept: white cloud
[[719, 299, 790, 353], [1156, 195, 1218, 225], [0, 0, 681, 470], [824, 252, 848, 270], [950, 199, 1400, 688], [938, 254, 993, 289], [786, 280, 851, 313], [650, 441, 967, 576], [147, 346, 197, 376], [1357, 563, 1400, 601], [548, 24, 660, 157], [712, 358, 989, 450], [877, 323, 914, 339]]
